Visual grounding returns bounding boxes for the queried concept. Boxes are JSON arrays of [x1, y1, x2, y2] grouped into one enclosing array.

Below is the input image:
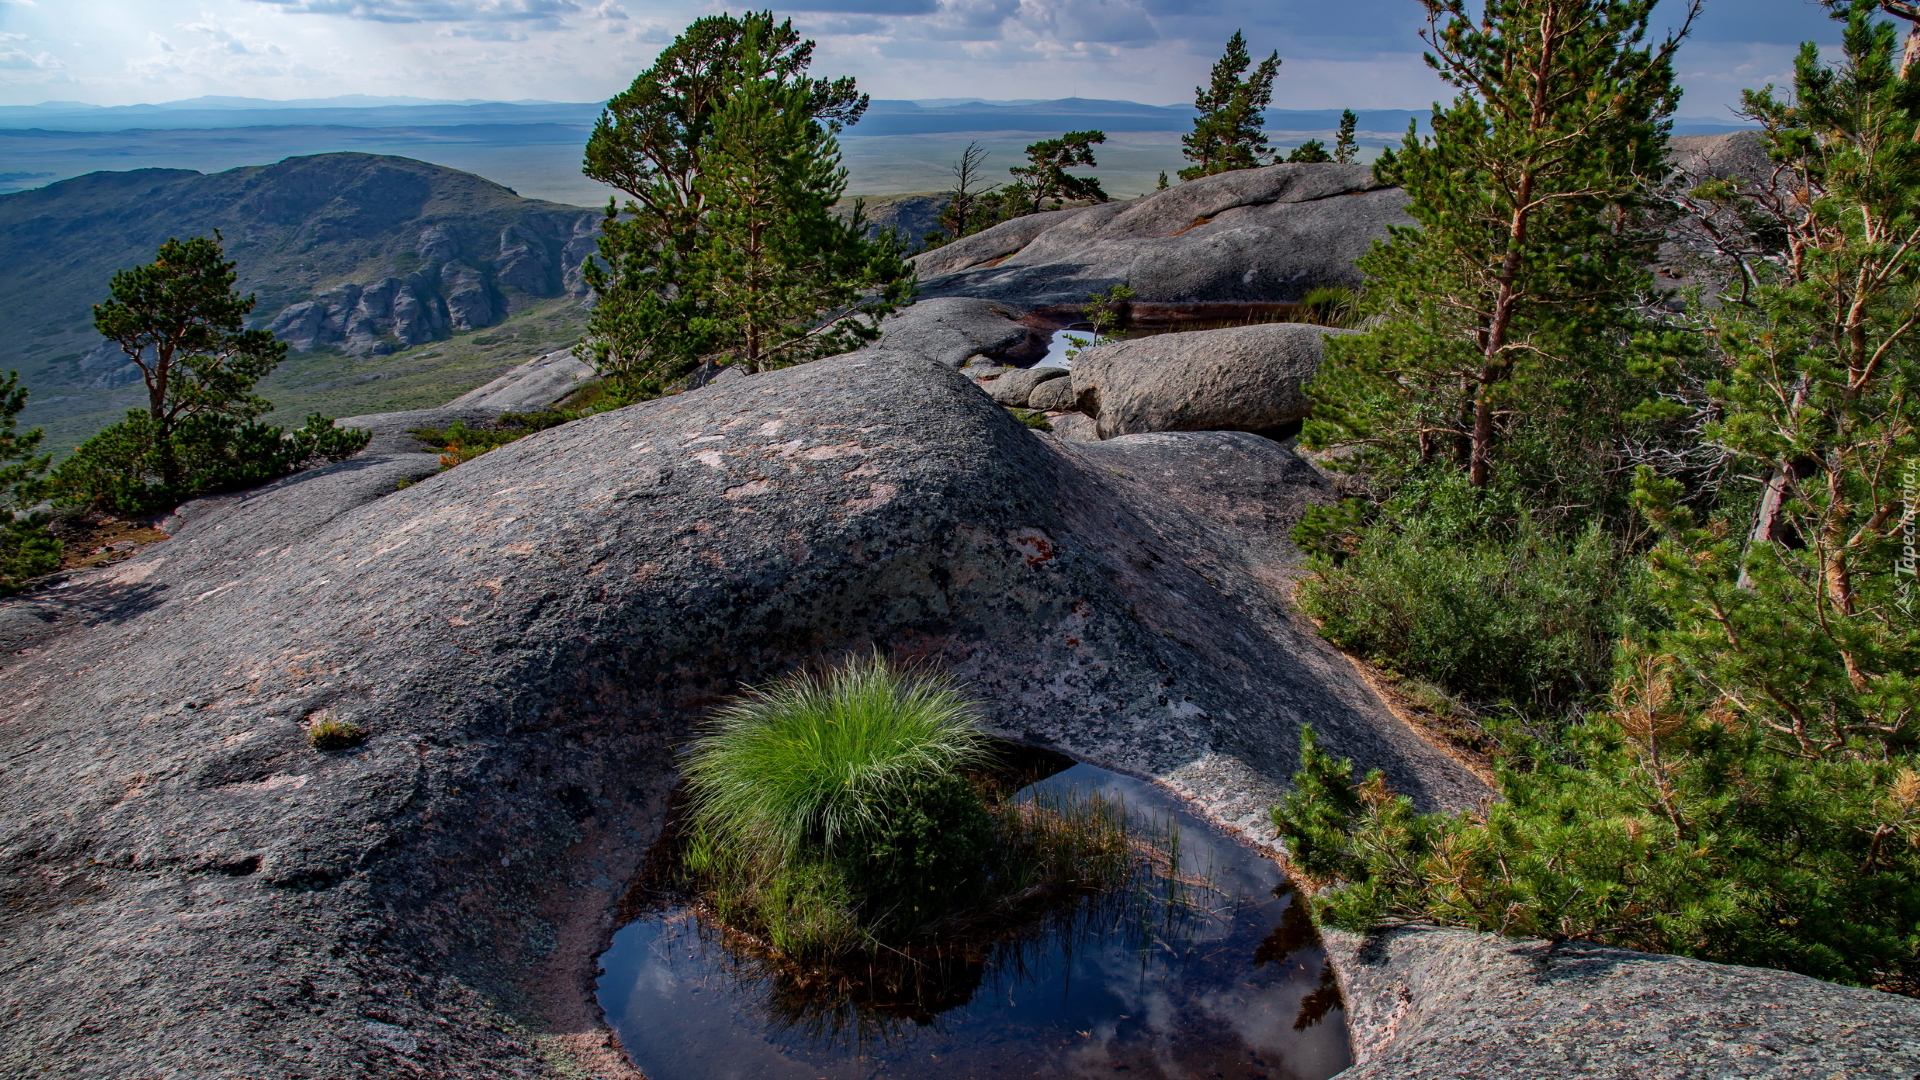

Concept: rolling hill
[[0, 153, 600, 450]]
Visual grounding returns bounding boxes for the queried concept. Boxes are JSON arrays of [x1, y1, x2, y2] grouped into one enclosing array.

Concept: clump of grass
[[1007, 408, 1053, 431], [306, 712, 366, 751], [679, 656, 1204, 973], [682, 655, 994, 954], [1300, 286, 1359, 328]]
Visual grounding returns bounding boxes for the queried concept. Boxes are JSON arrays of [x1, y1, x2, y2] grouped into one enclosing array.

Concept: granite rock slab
[[1326, 925, 1920, 1080], [912, 163, 1413, 307], [0, 351, 1481, 1078]]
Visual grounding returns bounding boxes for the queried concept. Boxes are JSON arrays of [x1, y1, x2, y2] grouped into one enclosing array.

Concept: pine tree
[[1272, 2, 1920, 993], [1180, 31, 1281, 180], [583, 11, 865, 249], [1286, 140, 1332, 163], [1334, 109, 1360, 163], [0, 371, 59, 594], [686, 63, 914, 373], [1305, 0, 1698, 490], [57, 234, 366, 515], [1649, 1, 1920, 751], [927, 141, 1001, 245], [88, 233, 286, 490], [1006, 131, 1108, 214], [579, 14, 908, 393]]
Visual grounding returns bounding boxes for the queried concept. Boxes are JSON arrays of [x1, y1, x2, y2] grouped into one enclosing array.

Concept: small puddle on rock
[[595, 762, 1352, 1080]]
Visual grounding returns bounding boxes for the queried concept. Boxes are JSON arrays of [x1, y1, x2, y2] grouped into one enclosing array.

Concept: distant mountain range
[[0, 95, 1752, 137], [0, 153, 600, 451], [0, 96, 1752, 205]]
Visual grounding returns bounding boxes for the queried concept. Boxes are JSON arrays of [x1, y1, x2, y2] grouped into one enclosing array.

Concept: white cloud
[[251, 0, 583, 26], [0, 0, 1858, 115], [0, 47, 62, 70]]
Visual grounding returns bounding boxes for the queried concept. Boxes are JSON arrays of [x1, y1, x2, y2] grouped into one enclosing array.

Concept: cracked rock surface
[[0, 351, 1479, 1077]]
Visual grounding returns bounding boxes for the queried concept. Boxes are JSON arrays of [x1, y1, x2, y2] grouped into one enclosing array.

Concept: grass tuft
[[676, 656, 1198, 969], [306, 713, 367, 751]]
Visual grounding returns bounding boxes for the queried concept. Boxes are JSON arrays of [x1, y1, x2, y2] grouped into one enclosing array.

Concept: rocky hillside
[[0, 153, 600, 449]]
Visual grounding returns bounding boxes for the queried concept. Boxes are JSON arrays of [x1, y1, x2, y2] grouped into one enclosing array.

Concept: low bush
[[1293, 488, 1641, 717], [410, 409, 575, 470], [1274, 708, 1920, 991], [54, 412, 370, 518]]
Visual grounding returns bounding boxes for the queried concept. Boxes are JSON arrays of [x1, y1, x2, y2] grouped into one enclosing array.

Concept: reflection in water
[[596, 764, 1352, 1080]]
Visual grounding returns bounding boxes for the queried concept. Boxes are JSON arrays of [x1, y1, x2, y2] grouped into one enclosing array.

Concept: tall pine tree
[[1334, 109, 1360, 163], [1180, 32, 1281, 180], [580, 14, 910, 392], [687, 62, 914, 373], [1306, 0, 1698, 492]]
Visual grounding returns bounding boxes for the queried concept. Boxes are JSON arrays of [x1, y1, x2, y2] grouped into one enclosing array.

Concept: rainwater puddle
[[595, 763, 1352, 1080]]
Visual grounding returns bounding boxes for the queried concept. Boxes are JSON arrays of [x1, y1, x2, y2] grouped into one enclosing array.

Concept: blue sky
[[0, 0, 1861, 115]]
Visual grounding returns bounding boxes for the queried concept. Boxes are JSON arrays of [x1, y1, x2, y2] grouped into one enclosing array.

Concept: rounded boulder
[[1070, 322, 1343, 439]]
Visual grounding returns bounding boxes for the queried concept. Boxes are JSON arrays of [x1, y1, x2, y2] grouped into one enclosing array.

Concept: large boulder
[[0, 351, 1482, 1078], [1027, 375, 1079, 412], [1327, 926, 1920, 1079], [1071, 322, 1341, 439], [1669, 130, 1774, 188], [985, 364, 1069, 407], [864, 296, 1044, 367], [912, 164, 1412, 307]]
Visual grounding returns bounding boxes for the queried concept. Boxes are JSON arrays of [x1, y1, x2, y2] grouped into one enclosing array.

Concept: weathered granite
[[986, 365, 1069, 407], [0, 351, 1482, 1078], [1670, 130, 1775, 189], [1026, 376, 1079, 412], [1325, 925, 1920, 1079], [912, 163, 1413, 307], [1071, 322, 1343, 439], [865, 296, 1045, 368], [446, 349, 597, 412]]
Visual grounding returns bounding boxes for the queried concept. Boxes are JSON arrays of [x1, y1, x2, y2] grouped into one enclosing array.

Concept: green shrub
[[1300, 286, 1358, 328], [1273, 710, 1920, 991], [411, 409, 576, 470], [1007, 408, 1053, 431], [1293, 494, 1638, 715], [55, 411, 370, 518], [0, 370, 59, 594]]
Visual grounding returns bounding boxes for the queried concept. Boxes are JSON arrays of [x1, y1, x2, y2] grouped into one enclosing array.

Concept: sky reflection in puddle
[[596, 764, 1352, 1080]]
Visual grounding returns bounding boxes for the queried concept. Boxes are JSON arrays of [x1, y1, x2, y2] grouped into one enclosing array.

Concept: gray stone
[[1326, 926, 1920, 1080], [913, 164, 1413, 307], [446, 349, 596, 412], [866, 296, 1042, 368], [1026, 376, 1079, 412], [0, 351, 1482, 1078], [1046, 411, 1101, 441], [987, 365, 1068, 407], [1071, 322, 1341, 439], [444, 264, 496, 330], [1670, 130, 1774, 188]]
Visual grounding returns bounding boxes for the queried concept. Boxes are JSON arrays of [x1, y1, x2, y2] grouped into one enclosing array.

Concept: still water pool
[[596, 764, 1352, 1080]]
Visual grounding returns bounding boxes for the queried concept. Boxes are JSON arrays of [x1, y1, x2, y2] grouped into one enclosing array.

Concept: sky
[[0, 0, 1861, 117]]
